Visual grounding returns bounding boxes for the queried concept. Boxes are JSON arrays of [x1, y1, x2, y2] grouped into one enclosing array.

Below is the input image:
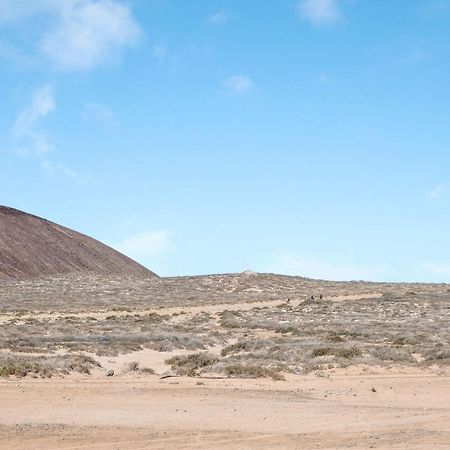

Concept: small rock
[[106, 370, 114, 377]]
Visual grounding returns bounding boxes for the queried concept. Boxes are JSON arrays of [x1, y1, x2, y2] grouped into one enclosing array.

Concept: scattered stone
[[106, 370, 114, 377]]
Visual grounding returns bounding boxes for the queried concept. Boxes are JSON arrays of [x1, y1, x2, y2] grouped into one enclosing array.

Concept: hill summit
[[0, 206, 156, 279]]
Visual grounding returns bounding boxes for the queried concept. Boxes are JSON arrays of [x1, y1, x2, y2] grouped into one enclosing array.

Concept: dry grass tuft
[[0, 353, 100, 378], [222, 364, 285, 381], [165, 352, 219, 376]]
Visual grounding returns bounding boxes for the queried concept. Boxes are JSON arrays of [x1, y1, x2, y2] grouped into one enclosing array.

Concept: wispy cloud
[[12, 84, 55, 156], [40, 159, 91, 184], [222, 75, 254, 95], [82, 102, 118, 128], [0, 0, 46, 24], [298, 0, 341, 26], [267, 252, 388, 281], [426, 183, 448, 201], [0, 0, 142, 72], [11, 84, 89, 183], [112, 230, 174, 268], [152, 42, 167, 61], [208, 10, 230, 24]]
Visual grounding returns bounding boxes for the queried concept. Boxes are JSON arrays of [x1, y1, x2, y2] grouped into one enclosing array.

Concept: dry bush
[[0, 353, 100, 378], [125, 361, 155, 374], [221, 341, 252, 357], [370, 347, 415, 363], [1, 274, 450, 376], [275, 325, 299, 334], [165, 352, 219, 376], [218, 311, 243, 329], [311, 346, 362, 359], [0, 314, 220, 356], [222, 364, 285, 381]]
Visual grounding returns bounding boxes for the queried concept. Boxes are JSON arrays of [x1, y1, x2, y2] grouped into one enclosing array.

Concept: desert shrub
[[275, 325, 299, 334], [125, 361, 155, 374], [371, 347, 415, 363], [218, 311, 243, 329], [223, 364, 284, 381], [335, 347, 362, 359], [165, 352, 219, 376], [127, 361, 140, 371], [0, 353, 100, 378], [326, 332, 344, 342], [311, 346, 361, 359], [145, 313, 169, 323], [422, 349, 450, 364], [221, 341, 250, 357], [0, 361, 46, 377], [392, 334, 420, 346], [311, 347, 333, 358]]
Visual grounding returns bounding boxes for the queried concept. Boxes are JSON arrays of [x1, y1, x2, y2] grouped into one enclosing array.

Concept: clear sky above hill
[[1, 0, 450, 281]]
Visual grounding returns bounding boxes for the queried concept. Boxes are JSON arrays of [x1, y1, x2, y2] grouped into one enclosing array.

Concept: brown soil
[[0, 369, 449, 449], [0, 206, 155, 279]]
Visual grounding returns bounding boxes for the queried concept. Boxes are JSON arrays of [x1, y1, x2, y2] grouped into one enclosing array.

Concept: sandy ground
[[0, 292, 382, 325], [1, 367, 449, 449], [1, 289, 448, 449]]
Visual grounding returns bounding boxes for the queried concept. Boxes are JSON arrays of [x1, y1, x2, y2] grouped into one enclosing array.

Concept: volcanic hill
[[0, 206, 156, 279]]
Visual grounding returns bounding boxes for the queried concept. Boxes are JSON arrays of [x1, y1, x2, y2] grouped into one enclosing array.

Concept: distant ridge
[[0, 206, 156, 279]]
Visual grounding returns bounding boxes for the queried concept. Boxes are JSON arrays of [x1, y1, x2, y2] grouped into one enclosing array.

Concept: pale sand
[[1, 367, 449, 449]]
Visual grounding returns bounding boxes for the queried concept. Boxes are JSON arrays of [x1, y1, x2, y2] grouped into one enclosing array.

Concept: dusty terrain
[[1, 369, 449, 449], [1, 272, 450, 448]]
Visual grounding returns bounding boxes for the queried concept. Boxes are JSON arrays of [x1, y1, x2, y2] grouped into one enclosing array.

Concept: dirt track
[[0, 292, 383, 324], [1, 369, 449, 449]]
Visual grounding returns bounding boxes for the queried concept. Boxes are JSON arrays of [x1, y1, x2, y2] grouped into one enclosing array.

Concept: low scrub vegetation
[[165, 352, 219, 376], [222, 364, 285, 381], [1, 276, 450, 379], [125, 361, 155, 374], [0, 353, 100, 378]]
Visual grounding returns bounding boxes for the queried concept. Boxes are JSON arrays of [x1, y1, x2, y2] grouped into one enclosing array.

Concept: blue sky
[[1, 0, 450, 281]]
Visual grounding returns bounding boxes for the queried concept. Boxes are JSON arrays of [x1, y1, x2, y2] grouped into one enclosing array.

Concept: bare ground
[[1, 369, 449, 449], [1, 272, 450, 448]]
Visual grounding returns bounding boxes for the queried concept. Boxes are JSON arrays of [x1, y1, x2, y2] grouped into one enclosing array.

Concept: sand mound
[[0, 206, 156, 279]]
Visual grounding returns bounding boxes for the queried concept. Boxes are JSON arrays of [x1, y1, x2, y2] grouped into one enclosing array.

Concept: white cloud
[[12, 84, 55, 156], [208, 10, 230, 24], [0, 0, 142, 72], [41, 0, 141, 71], [41, 159, 90, 184], [113, 230, 173, 263], [222, 75, 254, 95], [82, 102, 118, 128], [426, 183, 448, 201], [298, 0, 341, 26], [267, 253, 388, 281], [11, 84, 90, 184]]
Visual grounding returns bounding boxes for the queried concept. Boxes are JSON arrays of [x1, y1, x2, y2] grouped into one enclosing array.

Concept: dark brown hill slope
[[0, 206, 156, 279]]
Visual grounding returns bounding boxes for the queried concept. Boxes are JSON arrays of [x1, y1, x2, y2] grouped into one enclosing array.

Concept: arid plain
[[1, 272, 450, 449], [1, 206, 449, 449]]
